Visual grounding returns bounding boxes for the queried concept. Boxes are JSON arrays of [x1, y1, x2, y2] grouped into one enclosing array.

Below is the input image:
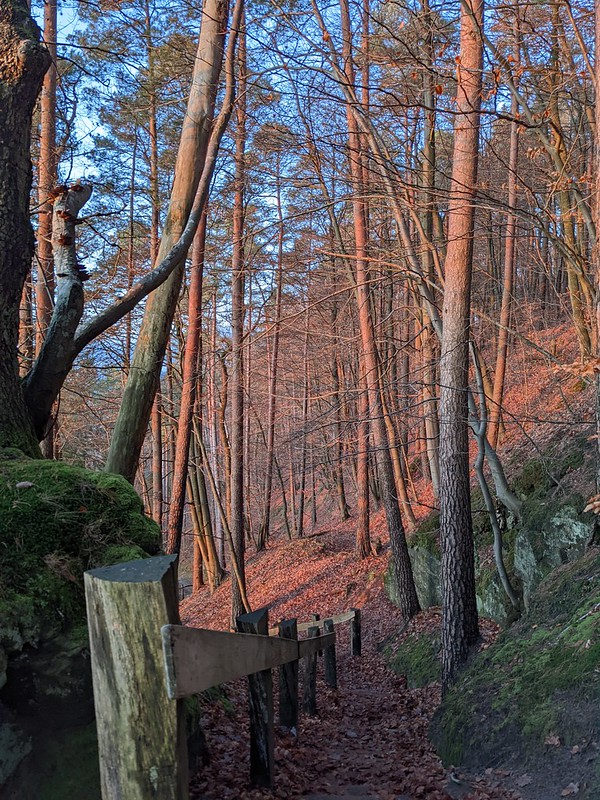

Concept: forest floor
[[182, 525, 545, 800], [180, 316, 596, 800]]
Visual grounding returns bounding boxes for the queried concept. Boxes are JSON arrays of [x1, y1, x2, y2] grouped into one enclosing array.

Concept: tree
[[0, 0, 50, 456], [438, 0, 483, 691]]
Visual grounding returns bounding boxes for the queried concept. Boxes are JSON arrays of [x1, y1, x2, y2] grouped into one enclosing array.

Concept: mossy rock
[[2, 723, 100, 800], [430, 548, 600, 774], [388, 629, 441, 688], [0, 453, 160, 670]]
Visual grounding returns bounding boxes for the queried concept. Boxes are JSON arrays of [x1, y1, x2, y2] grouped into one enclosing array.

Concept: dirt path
[[186, 591, 520, 800]]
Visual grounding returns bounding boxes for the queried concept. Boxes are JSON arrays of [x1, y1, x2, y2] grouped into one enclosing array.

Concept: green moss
[[0, 456, 160, 650], [432, 549, 600, 768], [388, 630, 441, 688], [201, 684, 235, 716], [512, 458, 554, 500], [410, 513, 440, 555], [9, 723, 100, 800]]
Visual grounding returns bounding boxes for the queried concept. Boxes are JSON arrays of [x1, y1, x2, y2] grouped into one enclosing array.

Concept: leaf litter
[[182, 524, 523, 800]]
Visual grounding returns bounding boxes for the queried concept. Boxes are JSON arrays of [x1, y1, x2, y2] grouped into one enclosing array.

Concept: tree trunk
[[439, 0, 483, 692], [0, 1, 50, 454], [340, 0, 419, 619], [105, 0, 231, 481], [166, 208, 208, 553], [230, 23, 247, 623]]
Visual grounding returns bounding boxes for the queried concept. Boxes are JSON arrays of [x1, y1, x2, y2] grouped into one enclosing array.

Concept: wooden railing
[[84, 554, 361, 800]]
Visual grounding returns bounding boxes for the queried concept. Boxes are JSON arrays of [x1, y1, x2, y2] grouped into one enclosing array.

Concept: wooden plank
[[236, 608, 274, 789], [268, 609, 356, 637], [278, 619, 298, 730], [298, 631, 335, 659], [85, 555, 188, 800], [162, 625, 299, 699]]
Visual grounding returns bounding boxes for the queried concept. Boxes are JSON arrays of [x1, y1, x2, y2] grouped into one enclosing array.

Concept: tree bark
[[166, 208, 208, 553], [0, 0, 50, 454], [105, 0, 231, 481], [439, 0, 483, 692], [230, 23, 248, 623], [340, 0, 419, 618]]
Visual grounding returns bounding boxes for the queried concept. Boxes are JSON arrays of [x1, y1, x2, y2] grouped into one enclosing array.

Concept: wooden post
[[351, 607, 361, 656], [236, 607, 275, 789], [303, 625, 319, 716], [84, 555, 188, 800], [323, 619, 337, 688], [278, 618, 299, 731], [311, 613, 322, 655]]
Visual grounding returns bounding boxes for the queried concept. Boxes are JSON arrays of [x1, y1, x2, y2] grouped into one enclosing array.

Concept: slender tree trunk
[[230, 24, 247, 622], [257, 154, 285, 550], [165, 208, 208, 553], [295, 306, 310, 539], [356, 361, 371, 558], [489, 10, 520, 450], [439, 0, 483, 692], [340, 0, 420, 619]]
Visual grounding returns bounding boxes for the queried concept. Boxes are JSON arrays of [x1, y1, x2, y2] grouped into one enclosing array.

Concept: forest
[[0, 0, 599, 796]]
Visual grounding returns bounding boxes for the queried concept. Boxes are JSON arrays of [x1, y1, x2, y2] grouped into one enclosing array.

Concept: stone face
[[0, 720, 32, 786], [0, 452, 161, 793], [514, 505, 593, 609], [386, 498, 595, 625], [3, 631, 93, 726], [409, 548, 442, 609], [476, 572, 510, 626]]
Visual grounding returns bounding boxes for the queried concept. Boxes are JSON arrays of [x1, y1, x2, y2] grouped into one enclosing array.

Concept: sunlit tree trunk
[[106, 0, 231, 481], [166, 208, 208, 553], [35, 0, 57, 457], [257, 153, 284, 550], [489, 7, 520, 450], [230, 23, 248, 622], [340, 0, 419, 618], [439, 0, 483, 692]]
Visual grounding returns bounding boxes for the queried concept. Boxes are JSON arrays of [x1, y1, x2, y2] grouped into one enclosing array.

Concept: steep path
[[181, 526, 521, 800]]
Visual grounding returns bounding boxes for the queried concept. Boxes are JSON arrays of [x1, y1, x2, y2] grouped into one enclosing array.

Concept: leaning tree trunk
[[105, 0, 231, 482], [0, 1, 50, 455]]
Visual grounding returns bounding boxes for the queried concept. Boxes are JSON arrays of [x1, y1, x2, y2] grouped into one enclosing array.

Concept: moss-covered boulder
[[514, 498, 592, 609], [0, 452, 159, 664], [387, 628, 441, 688], [430, 548, 600, 782], [0, 451, 160, 793]]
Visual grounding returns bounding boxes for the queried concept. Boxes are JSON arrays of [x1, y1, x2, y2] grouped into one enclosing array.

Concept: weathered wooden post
[[311, 613, 322, 655], [84, 555, 188, 800], [236, 607, 275, 789], [303, 625, 319, 716], [278, 618, 299, 730], [323, 619, 337, 688], [351, 607, 361, 656]]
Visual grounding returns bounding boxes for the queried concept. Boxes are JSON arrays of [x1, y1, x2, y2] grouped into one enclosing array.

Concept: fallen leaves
[[183, 526, 521, 800]]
